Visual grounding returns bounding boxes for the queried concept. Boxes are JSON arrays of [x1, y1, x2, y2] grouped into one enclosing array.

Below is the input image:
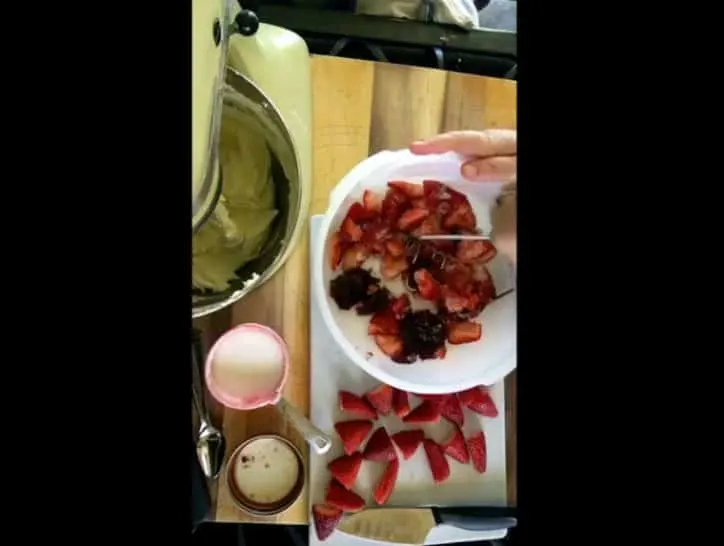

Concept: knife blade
[[418, 234, 491, 241], [336, 506, 517, 545]]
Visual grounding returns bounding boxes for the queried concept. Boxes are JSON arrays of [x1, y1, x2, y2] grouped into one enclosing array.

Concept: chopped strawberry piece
[[360, 220, 391, 245], [339, 391, 377, 420], [447, 321, 482, 345], [328, 232, 344, 270], [443, 202, 476, 231], [374, 334, 405, 360], [368, 308, 400, 336], [391, 429, 424, 460], [381, 188, 409, 225], [433, 345, 447, 359], [414, 393, 447, 404], [312, 504, 343, 542], [390, 293, 411, 319], [340, 217, 363, 242], [373, 459, 399, 505], [422, 180, 445, 205], [413, 213, 443, 237], [457, 386, 498, 417], [327, 452, 363, 489], [457, 239, 497, 264], [381, 253, 408, 279], [442, 425, 470, 464], [441, 285, 470, 313], [391, 387, 412, 419], [402, 399, 442, 424], [440, 394, 464, 427], [363, 189, 382, 213], [326, 479, 365, 512], [364, 384, 394, 415], [411, 197, 427, 209], [467, 431, 487, 473], [422, 439, 450, 483], [334, 420, 374, 455], [362, 427, 397, 462], [397, 208, 430, 232], [414, 269, 442, 301], [388, 180, 424, 198], [346, 201, 377, 223], [385, 238, 406, 258], [341, 243, 370, 271]]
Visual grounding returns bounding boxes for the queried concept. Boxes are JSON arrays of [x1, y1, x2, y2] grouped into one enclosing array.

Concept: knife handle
[[431, 506, 518, 532]]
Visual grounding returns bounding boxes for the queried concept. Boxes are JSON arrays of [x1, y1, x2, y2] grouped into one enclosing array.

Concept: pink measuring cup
[[204, 323, 331, 455]]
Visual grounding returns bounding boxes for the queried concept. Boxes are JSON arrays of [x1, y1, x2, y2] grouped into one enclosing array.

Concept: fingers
[[461, 156, 517, 182], [410, 129, 516, 157], [491, 190, 516, 265]]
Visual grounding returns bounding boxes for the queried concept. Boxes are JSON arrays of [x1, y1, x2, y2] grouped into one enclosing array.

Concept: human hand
[[409, 129, 517, 265], [409, 129, 516, 182]]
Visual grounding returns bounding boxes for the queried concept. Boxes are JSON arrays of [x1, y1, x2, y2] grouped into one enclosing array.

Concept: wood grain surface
[[194, 55, 517, 524]]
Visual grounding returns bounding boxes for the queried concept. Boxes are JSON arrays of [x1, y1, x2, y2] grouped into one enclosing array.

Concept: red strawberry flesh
[[467, 430, 487, 473], [373, 459, 399, 505], [312, 503, 343, 541], [440, 394, 465, 427], [457, 387, 499, 417], [364, 384, 394, 415], [391, 429, 424, 460], [327, 452, 363, 490], [334, 420, 373, 455], [423, 439, 450, 483], [362, 427, 397, 462], [339, 391, 377, 420], [391, 388, 412, 419], [442, 425, 470, 464], [326, 479, 365, 512], [402, 399, 442, 424]]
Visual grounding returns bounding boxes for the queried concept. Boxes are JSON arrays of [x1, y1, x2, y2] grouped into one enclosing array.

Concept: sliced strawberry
[[423, 439, 450, 484], [374, 334, 405, 360], [441, 285, 470, 313], [373, 459, 399, 505], [339, 391, 377, 420], [329, 232, 345, 270], [411, 197, 427, 209], [381, 188, 409, 225], [312, 503, 343, 541], [346, 201, 377, 223], [391, 388, 412, 419], [414, 269, 442, 301], [443, 201, 476, 231], [440, 394, 465, 427], [364, 384, 394, 415], [328, 452, 363, 489], [388, 180, 424, 198], [467, 431, 487, 473], [413, 213, 443, 237], [381, 253, 409, 279], [414, 393, 447, 404], [447, 321, 482, 345], [390, 293, 411, 319], [397, 208, 430, 232], [326, 479, 365, 512], [341, 243, 370, 271], [368, 308, 400, 336], [334, 420, 374, 455], [385, 237, 406, 258], [391, 429, 424, 460], [402, 399, 442, 424], [442, 425, 470, 464], [422, 180, 446, 206], [457, 239, 497, 264], [362, 189, 382, 213], [340, 216, 363, 242], [457, 386, 498, 417], [362, 427, 397, 462], [360, 219, 391, 245]]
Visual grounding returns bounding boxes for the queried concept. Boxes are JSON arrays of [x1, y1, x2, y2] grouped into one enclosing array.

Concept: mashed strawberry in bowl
[[313, 149, 516, 395]]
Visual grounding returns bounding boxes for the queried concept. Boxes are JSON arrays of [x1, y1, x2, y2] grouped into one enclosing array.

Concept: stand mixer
[[192, 0, 312, 319]]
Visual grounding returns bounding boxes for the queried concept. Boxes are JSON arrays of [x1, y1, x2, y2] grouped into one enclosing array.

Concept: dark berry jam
[[329, 268, 381, 310], [400, 310, 446, 360], [355, 286, 391, 315]]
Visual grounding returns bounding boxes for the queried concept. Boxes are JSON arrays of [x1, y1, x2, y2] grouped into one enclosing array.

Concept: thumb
[[461, 156, 517, 182]]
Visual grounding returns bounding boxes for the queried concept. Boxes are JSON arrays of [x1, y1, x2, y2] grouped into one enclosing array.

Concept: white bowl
[[313, 149, 516, 394]]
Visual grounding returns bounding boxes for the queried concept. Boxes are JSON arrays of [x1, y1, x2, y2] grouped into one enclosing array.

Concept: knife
[[336, 506, 517, 545], [418, 234, 491, 241]]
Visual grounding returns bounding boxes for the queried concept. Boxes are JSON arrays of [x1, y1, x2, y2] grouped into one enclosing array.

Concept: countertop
[[194, 55, 517, 525]]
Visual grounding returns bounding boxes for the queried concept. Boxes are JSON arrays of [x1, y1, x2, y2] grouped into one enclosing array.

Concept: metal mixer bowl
[[192, 67, 304, 319]]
